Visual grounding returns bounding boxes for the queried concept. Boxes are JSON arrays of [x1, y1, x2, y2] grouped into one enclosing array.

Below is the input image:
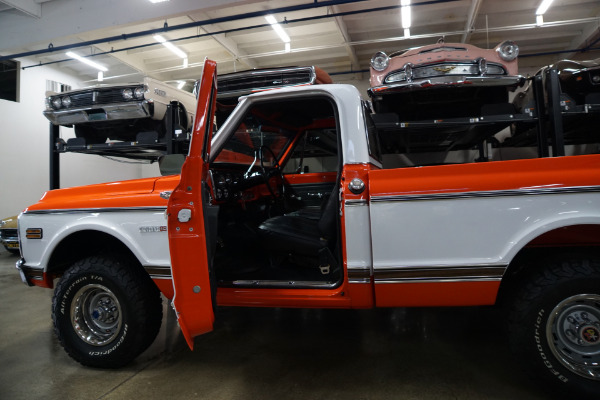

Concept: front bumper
[[16, 259, 46, 287], [369, 75, 525, 96], [0, 237, 18, 250], [43, 100, 153, 126]]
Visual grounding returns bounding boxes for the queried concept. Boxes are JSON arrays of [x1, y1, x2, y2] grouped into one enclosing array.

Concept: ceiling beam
[[460, 0, 482, 43], [0, 0, 41, 18], [193, 12, 258, 70], [565, 24, 600, 59], [331, 5, 361, 74]]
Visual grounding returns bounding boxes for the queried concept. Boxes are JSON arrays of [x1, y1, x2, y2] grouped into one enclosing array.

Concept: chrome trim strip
[[370, 75, 524, 95], [347, 268, 371, 284], [371, 185, 600, 203], [344, 199, 368, 206], [374, 265, 507, 284], [43, 101, 151, 125], [219, 279, 339, 289], [145, 266, 172, 280], [23, 207, 167, 215]]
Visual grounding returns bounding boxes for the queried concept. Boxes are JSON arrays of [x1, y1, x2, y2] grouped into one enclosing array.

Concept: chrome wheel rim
[[547, 294, 600, 380], [70, 284, 122, 346]]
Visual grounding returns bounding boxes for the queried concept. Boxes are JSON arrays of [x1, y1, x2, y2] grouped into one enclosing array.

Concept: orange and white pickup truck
[[17, 60, 600, 396]]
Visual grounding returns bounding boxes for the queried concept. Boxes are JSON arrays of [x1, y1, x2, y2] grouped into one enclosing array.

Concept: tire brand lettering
[[61, 276, 88, 315], [534, 309, 568, 383], [88, 324, 128, 356]]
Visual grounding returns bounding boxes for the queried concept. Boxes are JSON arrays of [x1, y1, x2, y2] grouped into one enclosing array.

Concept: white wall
[[0, 59, 159, 219]]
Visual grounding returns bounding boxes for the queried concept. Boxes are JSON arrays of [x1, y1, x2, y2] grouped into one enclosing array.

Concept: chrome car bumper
[[15, 259, 32, 286], [43, 100, 153, 126], [369, 75, 525, 96]]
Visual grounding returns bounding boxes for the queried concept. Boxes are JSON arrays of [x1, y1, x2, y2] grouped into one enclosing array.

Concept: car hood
[[24, 175, 181, 212]]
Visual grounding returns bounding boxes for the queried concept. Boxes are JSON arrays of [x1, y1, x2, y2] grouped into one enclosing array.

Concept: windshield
[[214, 97, 335, 166]]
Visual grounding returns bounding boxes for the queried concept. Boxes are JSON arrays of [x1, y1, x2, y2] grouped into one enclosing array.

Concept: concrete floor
[[0, 250, 550, 400]]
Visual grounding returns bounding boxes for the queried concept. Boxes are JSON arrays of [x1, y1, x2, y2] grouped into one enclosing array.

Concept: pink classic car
[[368, 39, 525, 117]]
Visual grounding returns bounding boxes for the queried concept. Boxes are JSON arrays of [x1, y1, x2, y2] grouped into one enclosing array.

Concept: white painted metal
[[18, 209, 171, 273], [369, 191, 600, 272]]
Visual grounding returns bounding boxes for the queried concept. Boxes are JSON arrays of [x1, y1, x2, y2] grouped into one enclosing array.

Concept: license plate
[[88, 113, 107, 121], [7, 243, 18, 248]]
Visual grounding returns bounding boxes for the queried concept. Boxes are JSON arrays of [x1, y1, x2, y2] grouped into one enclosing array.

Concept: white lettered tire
[[508, 254, 600, 397], [52, 255, 162, 368]]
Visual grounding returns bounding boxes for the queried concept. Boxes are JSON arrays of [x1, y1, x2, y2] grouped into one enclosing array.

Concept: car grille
[[51, 86, 141, 109], [0, 228, 17, 240], [218, 67, 316, 96]]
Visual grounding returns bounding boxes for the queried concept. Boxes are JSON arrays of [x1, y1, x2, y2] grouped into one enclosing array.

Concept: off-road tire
[[52, 254, 162, 368], [507, 253, 600, 397]]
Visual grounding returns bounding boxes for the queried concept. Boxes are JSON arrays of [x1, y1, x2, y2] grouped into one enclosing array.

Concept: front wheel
[[507, 254, 600, 397], [52, 255, 163, 368]]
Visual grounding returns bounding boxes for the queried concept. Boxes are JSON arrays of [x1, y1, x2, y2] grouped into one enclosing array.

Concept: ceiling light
[[148, 0, 169, 3], [536, 14, 544, 26], [536, 0, 554, 15], [265, 15, 291, 43], [153, 34, 187, 59], [404, 28, 411, 37], [66, 51, 108, 72], [98, 71, 104, 82], [401, 0, 411, 29]]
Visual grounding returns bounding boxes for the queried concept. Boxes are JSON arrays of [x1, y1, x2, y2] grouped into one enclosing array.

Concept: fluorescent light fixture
[[536, 0, 554, 15], [66, 51, 108, 72], [265, 15, 291, 43], [183, 58, 189, 68], [401, 0, 411, 29], [98, 71, 104, 82], [404, 28, 411, 37], [148, 0, 169, 3], [536, 14, 544, 26], [285, 42, 291, 53], [153, 34, 187, 59]]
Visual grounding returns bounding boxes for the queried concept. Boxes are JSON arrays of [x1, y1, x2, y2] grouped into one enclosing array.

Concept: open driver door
[[167, 59, 218, 349]]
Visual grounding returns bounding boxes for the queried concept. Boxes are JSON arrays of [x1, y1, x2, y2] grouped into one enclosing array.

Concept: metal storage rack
[[49, 103, 189, 190], [372, 68, 600, 163]]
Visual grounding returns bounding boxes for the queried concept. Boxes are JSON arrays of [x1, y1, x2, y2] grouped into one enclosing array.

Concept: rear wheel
[[507, 253, 600, 396], [52, 254, 162, 368]]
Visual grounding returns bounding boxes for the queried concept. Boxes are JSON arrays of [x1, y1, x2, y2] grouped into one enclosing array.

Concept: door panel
[[167, 59, 218, 349]]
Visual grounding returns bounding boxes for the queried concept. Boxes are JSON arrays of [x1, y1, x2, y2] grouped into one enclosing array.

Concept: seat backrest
[[317, 186, 338, 240]]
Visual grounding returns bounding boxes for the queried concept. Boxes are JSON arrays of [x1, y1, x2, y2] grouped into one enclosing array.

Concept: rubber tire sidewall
[[52, 256, 162, 368], [509, 258, 600, 397]]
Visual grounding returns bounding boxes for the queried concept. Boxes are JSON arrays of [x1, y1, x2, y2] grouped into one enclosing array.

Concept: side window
[[282, 128, 339, 174]]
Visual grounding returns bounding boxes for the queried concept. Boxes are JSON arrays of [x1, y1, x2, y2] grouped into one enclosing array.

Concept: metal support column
[[545, 68, 565, 157], [532, 75, 549, 157], [49, 123, 60, 190]]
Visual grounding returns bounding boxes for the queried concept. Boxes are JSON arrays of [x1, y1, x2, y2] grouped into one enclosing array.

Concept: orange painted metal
[[167, 59, 218, 350], [369, 154, 600, 197], [152, 279, 174, 299], [374, 281, 501, 307]]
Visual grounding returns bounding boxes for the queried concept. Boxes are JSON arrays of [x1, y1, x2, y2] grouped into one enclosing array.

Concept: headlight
[[497, 40, 519, 61], [122, 88, 134, 100], [134, 86, 145, 99], [61, 96, 71, 107], [371, 51, 390, 72], [51, 97, 62, 109]]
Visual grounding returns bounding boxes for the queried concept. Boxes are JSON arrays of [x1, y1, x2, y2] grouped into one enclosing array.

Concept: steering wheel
[[259, 145, 284, 199]]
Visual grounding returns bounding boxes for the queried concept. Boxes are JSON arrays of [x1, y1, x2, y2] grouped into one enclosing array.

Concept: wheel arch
[[497, 222, 600, 306], [46, 229, 147, 283]]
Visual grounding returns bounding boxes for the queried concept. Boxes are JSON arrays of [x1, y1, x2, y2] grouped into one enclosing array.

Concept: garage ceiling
[[0, 0, 599, 86]]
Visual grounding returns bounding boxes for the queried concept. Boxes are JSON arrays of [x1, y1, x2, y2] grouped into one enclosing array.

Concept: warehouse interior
[[1, 1, 599, 399]]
